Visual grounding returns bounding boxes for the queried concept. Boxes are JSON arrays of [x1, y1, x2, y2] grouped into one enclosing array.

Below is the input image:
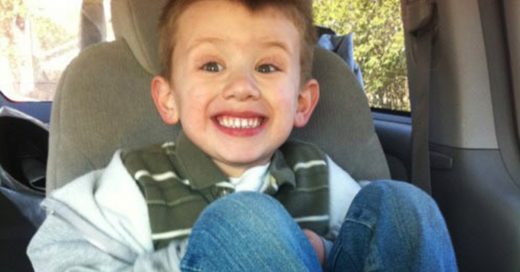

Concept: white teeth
[[218, 116, 262, 129]]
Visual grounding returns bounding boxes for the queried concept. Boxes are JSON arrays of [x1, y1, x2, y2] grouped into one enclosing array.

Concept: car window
[[0, 0, 113, 102], [313, 0, 409, 113], [1, 0, 407, 111]]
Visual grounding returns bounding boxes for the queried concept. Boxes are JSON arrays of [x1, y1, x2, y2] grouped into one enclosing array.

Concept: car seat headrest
[[111, 0, 167, 75]]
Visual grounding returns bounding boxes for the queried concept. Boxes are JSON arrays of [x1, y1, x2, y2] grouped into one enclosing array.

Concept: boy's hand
[[303, 229, 326, 267]]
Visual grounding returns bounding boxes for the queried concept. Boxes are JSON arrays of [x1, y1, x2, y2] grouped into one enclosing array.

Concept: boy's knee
[[364, 180, 434, 208], [347, 180, 448, 240], [206, 191, 279, 214], [351, 180, 441, 224], [198, 192, 287, 227]]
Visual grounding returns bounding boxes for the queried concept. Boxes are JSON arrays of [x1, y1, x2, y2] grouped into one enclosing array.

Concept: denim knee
[[343, 180, 449, 250], [192, 191, 307, 244], [182, 192, 321, 271], [330, 180, 457, 271], [197, 192, 286, 226], [360, 180, 438, 215], [210, 191, 281, 211]]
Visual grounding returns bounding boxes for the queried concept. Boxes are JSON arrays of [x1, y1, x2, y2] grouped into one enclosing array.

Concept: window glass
[[313, 0, 410, 112], [0, 0, 113, 102]]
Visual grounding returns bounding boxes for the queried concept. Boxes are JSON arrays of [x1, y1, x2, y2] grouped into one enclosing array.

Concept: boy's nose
[[222, 73, 261, 101]]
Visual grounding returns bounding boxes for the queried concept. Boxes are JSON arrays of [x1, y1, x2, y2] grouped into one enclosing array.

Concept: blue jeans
[[180, 181, 457, 271]]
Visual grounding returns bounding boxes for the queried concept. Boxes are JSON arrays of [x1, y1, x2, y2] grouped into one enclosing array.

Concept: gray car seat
[[46, 0, 390, 193]]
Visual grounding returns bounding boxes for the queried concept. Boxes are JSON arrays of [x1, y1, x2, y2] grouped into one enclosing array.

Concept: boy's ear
[[294, 79, 320, 128], [151, 75, 179, 125]]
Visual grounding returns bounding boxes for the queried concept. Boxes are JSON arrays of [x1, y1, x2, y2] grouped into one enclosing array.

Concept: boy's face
[[152, 0, 319, 177]]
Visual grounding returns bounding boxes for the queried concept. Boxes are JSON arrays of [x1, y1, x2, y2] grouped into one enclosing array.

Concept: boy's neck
[[213, 159, 271, 178]]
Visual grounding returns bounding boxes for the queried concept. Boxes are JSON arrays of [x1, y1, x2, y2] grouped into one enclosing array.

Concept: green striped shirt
[[122, 132, 330, 249]]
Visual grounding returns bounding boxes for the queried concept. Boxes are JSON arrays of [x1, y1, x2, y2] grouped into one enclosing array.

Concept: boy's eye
[[256, 64, 278, 73], [201, 62, 223, 72]]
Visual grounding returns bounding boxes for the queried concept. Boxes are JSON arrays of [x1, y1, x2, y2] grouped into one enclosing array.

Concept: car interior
[[1, 0, 520, 271]]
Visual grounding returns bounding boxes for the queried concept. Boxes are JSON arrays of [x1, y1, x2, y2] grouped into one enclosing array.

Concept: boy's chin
[[213, 142, 275, 161]]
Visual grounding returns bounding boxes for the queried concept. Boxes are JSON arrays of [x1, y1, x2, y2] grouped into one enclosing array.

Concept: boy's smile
[[152, 0, 319, 177], [214, 112, 266, 136]]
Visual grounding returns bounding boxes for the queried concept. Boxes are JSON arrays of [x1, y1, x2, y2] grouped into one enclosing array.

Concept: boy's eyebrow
[[260, 40, 292, 54], [187, 37, 292, 54], [186, 37, 226, 53]]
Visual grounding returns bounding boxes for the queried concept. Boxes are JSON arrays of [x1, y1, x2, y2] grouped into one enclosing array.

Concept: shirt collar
[[171, 131, 228, 190], [268, 149, 296, 189], [171, 131, 296, 191]]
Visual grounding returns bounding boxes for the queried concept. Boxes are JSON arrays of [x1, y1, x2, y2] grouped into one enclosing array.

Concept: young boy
[[28, 0, 457, 271]]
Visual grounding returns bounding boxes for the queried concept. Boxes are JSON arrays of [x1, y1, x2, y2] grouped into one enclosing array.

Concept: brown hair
[[158, 0, 316, 83]]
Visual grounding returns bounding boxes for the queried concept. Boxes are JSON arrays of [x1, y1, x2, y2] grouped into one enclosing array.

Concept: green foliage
[[314, 0, 410, 111], [1, 0, 75, 100], [1, 0, 74, 50], [0, 0, 26, 80], [32, 16, 75, 51], [0, 0, 25, 38]]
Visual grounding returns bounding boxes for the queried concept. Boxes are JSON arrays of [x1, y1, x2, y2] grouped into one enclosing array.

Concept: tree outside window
[[314, 0, 410, 112]]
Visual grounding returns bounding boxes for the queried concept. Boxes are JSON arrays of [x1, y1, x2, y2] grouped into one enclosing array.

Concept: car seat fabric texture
[[46, 0, 389, 192], [46, 40, 177, 192]]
